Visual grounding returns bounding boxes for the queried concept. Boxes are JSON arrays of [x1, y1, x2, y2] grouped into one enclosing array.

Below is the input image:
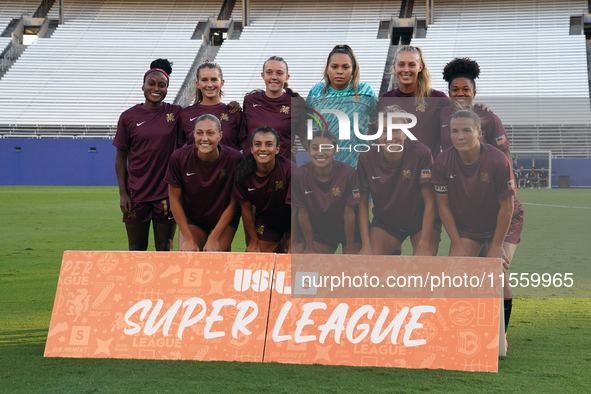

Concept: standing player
[[234, 127, 291, 253], [306, 44, 377, 168], [381, 45, 449, 158], [178, 62, 243, 150], [357, 106, 436, 256], [164, 114, 242, 252], [114, 59, 181, 251], [432, 110, 519, 351], [291, 129, 360, 254], [241, 56, 306, 161]]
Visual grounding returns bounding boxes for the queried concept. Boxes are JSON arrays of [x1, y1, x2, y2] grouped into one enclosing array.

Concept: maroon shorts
[[255, 217, 290, 243], [123, 198, 176, 225], [371, 218, 421, 243], [187, 205, 241, 233], [505, 202, 524, 245], [313, 227, 361, 249]]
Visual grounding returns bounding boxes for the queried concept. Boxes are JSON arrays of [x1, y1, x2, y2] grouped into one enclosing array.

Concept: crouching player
[[234, 127, 291, 252], [432, 110, 521, 352], [291, 129, 360, 254], [164, 114, 242, 252], [357, 107, 437, 256]]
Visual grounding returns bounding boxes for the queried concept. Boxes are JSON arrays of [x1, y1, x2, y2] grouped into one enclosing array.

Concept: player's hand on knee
[[449, 243, 468, 257], [181, 239, 200, 252], [203, 239, 221, 252]]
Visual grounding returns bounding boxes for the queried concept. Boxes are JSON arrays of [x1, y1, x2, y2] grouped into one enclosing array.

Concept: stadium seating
[[0, 1, 42, 57], [215, 0, 400, 103], [0, 0, 221, 136]]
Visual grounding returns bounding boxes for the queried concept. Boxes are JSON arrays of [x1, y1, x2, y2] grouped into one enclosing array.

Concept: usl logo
[[233, 269, 291, 294]]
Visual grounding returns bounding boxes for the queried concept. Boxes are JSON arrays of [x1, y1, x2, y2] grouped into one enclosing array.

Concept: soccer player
[[179, 62, 243, 150], [234, 127, 291, 252], [291, 129, 360, 254], [241, 56, 306, 161], [357, 106, 436, 256], [164, 114, 242, 252], [306, 44, 377, 168], [380, 45, 449, 158], [113, 59, 181, 251], [432, 110, 519, 351]]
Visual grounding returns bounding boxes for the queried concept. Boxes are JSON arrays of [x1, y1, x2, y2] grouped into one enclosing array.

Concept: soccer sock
[[504, 298, 513, 333]]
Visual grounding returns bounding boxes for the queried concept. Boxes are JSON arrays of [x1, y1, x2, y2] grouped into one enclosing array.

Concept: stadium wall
[[1, 139, 590, 187]]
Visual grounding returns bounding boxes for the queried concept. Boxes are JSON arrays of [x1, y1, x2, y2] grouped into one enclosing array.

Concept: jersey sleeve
[[494, 153, 516, 201], [290, 168, 304, 207], [419, 147, 435, 185], [113, 112, 131, 150], [357, 153, 370, 191], [177, 111, 188, 147], [431, 155, 449, 194], [163, 150, 183, 188], [491, 113, 510, 151], [232, 173, 249, 202], [345, 166, 361, 206]]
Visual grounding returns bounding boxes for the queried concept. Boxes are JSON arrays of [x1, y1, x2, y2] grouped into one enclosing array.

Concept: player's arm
[[415, 183, 435, 256], [298, 207, 315, 254], [435, 191, 467, 257], [168, 184, 199, 252], [488, 195, 513, 269], [241, 200, 260, 252], [502, 147, 512, 172], [203, 199, 237, 252], [358, 190, 372, 255], [115, 147, 132, 214], [343, 205, 357, 254]]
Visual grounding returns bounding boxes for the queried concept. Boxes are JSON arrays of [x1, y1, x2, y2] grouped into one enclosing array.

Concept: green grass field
[[1, 186, 590, 393]]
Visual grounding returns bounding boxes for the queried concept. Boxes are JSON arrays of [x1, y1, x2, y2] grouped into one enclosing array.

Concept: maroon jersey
[[164, 144, 242, 230], [440, 106, 510, 152], [432, 143, 516, 239], [380, 89, 450, 158], [358, 140, 433, 232], [113, 102, 182, 202], [179, 103, 243, 150], [241, 91, 302, 159], [233, 155, 291, 229], [292, 161, 360, 241]]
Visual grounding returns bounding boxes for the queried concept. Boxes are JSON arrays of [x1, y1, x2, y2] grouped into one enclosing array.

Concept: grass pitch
[[1, 186, 590, 393]]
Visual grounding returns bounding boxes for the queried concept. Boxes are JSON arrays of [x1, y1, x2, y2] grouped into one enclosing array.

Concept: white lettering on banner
[[123, 298, 259, 339], [271, 302, 436, 347], [306, 110, 418, 141], [233, 269, 291, 294]]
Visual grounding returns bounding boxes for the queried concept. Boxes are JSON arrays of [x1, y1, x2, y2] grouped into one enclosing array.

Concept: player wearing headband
[[114, 59, 181, 251]]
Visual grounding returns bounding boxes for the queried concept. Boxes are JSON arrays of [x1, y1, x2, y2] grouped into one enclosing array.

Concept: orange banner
[[45, 251, 276, 361], [264, 255, 501, 372]]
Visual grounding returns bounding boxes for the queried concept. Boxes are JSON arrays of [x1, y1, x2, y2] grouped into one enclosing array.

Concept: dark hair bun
[[150, 58, 173, 76], [442, 57, 479, 83]]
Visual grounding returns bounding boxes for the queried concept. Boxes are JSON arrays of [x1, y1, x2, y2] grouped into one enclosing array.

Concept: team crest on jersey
[[421, 169, 431, 179], [256, 225, 265, 235], [280, 105, 290, 114], [127, 210, 137, 219], [166, 113, 175, 122], [508, 179, 516, 190], [403, 170, 411, 180], [496, 135, 507, 146], [331, 187, 341, 198], [352, 189, 360, 199], [480, 173, 490, 183], [415, 103, 426, 112], [275, 180, 285, 190], [220, 113, 229, 121], [219, 169, 227, 179]]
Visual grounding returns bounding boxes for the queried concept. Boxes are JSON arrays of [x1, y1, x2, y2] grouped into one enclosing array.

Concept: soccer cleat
[[505, 333, 508, 353]]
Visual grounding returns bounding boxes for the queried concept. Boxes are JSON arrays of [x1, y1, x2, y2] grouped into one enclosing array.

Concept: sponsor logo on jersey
[[480, 173, 490, 183], [275, 180, 285, 190], [496, 135, 508, 146], [305, 190, 313, 194], [372, 175, 381, 180], [331, 187, 341, 198], [248, 188, 256, 192], [352, 189, 360, 199], [166, 113, 175, 122], [186, 172, 196, 177], [434, 185, 448, 193], [421, 169, 431, 179], [507, 179, 516, 190], [280, 105, 290, 114], [189, 116, 199, 122], [252, 103, 260, 107], [136, 121, 146, 127], [403, 170, 411, 180], [220, 113, 229, 121]]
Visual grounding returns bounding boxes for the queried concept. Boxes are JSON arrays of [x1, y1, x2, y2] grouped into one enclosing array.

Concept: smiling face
[[449, 77, 475, 110], [309, 136, 337, 169], [450, 116, 482, 153], [327, 53, 353, 91], [394, 51, 423, 91], [261, 60, 289, 97], [142, 71, 168, 107], [196, 67, 224, 101], [251, 131, 280, 165], [194, 118, 222, 156]]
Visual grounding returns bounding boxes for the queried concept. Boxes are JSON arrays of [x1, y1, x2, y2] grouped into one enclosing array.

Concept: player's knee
[[128, 242, 148, 251]]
